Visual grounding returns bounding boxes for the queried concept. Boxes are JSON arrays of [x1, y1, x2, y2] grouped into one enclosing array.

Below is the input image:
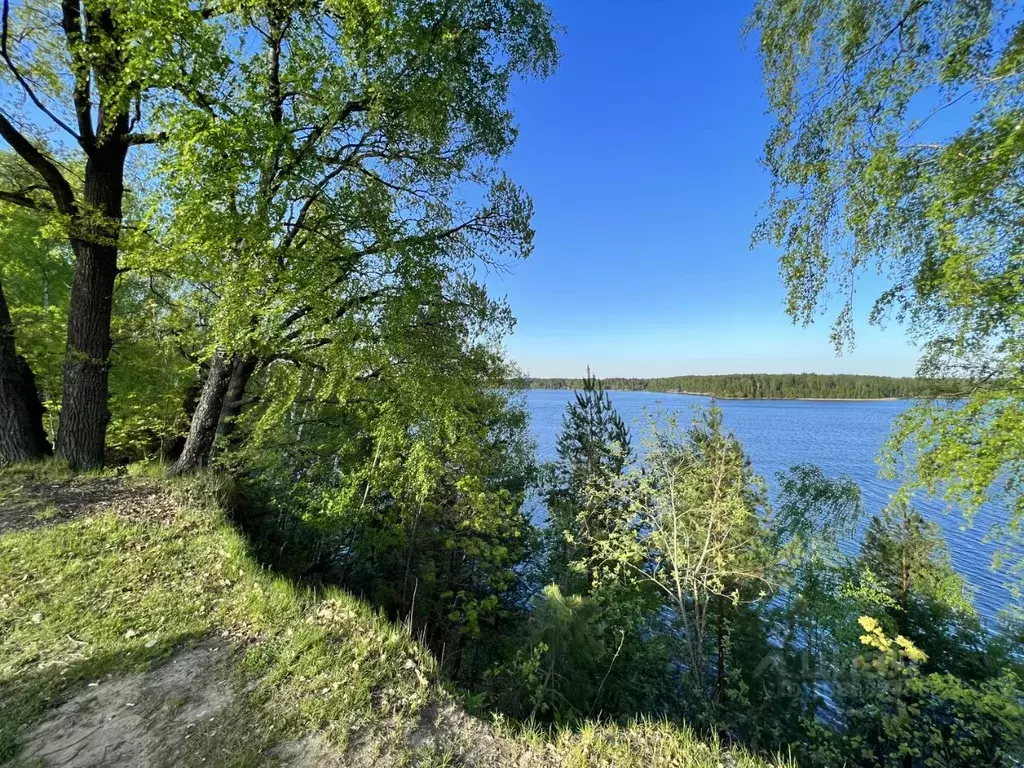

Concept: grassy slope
[[0, 466, 789, 768]]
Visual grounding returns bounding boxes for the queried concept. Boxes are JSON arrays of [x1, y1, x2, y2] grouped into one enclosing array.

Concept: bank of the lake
[[675, 391, 906, 402], [526, 373, 954, 401]]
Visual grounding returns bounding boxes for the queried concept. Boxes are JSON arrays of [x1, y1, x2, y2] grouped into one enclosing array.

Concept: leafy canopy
[[748, 0, 1024, 583]]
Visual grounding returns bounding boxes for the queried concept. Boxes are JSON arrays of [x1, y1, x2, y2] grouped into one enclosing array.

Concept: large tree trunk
[[54, 240, 118, 468], [216, 354, 259, 440], [172, 349, 233, 474], [0, 279, 51, 464], [0, 2, 133, 470], [54, 140, 129, 470]]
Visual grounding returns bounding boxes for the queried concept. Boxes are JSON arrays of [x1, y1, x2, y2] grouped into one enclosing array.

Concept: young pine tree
[[545, 368, 632, 592]]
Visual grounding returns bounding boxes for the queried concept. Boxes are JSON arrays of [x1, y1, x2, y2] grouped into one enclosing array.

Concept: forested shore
[[526, 373, 955, 400], [1, 0, 1024, 767]]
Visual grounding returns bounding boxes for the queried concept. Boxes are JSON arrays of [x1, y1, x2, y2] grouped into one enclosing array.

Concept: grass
[[31, 505, 59, 522], [0, 464, 790, 767], [0, 466, 431, 764]]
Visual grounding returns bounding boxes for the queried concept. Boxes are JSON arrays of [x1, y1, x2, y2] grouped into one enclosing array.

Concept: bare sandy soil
[[5, 639, 505, 768], [5, 640, 353, 768], [11, 640, 233, 767]]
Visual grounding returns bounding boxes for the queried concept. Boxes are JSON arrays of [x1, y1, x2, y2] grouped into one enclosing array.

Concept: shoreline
[[529, 387, 908, 402], [675, 391, 904, 402]]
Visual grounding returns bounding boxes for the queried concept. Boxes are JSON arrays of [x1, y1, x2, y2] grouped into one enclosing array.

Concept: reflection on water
[[525, 389, 1016, 622]]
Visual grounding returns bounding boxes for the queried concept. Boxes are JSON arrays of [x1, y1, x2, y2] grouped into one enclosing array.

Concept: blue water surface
[[525, 389, 1017, 622]]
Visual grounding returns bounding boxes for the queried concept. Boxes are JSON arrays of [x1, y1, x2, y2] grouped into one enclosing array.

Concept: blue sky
[[487, 1, 920, 379]]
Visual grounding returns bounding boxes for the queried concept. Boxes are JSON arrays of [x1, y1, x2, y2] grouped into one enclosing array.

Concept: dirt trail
[[10, 641, 232, 767], [5, 641, 509, 768], [5, 640, 355, 768], [0, 475, 175, 536]]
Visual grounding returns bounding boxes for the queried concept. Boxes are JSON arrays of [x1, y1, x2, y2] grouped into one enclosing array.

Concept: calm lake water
[[525, 389, 1016, 622]]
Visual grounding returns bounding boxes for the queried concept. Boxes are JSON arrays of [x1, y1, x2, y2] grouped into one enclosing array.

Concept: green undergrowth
[[0, 464, 788, 767]]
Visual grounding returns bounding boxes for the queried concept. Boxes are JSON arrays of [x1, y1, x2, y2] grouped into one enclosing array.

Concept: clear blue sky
[[488, 1, 920, 379]]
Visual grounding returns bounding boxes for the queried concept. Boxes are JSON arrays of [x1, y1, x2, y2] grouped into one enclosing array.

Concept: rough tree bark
[[216, 354, 259, 440], [55, 138, 128, 468], [0, 2, 140, 469], [0, 278, 51, 464], [171, 349, 233, 474]]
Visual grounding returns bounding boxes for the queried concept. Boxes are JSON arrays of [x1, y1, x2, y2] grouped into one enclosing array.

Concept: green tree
[[767, 464, 864, 737], [545, 368, 632, 591], [0, 0, 227, 467], [147, 0, 557, 474], [528, 374, 948, 399], [225, 325, 542, 676], [856, 501, 987, 679], [522, 584, 606, 721], [748, 0, 1024, 580], [591, 406, 772, 723], [0, 160, 196, 464], [809, 617, 1024, 768]]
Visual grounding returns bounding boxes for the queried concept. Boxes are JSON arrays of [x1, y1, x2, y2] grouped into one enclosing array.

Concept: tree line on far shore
[[526, 373, 956, 400]]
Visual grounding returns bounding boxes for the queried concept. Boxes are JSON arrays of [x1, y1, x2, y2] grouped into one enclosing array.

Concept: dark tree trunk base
[[54, 353, 111, 469], [0, 355, 52, 465], [0, 280, 51, 465]]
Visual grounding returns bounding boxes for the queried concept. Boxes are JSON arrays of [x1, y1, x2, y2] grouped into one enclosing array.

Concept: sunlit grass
[[0, 467, 788, 767], [0, 470, 430, 762]]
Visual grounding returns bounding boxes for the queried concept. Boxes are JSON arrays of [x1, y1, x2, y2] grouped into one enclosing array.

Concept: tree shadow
[[223, 480, 347, 586], [220, 480, 778, 744]]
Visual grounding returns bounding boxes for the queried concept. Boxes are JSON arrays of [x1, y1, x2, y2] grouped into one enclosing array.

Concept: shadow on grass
[[219, 479, 689, 738], [222, 480, 347, 587]]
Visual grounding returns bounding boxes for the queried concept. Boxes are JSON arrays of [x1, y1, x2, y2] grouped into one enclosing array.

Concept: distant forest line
[[525, 374, 959, 400]]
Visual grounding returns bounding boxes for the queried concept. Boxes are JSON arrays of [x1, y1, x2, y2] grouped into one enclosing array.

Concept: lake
[[525, 389, 1015, 622]]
